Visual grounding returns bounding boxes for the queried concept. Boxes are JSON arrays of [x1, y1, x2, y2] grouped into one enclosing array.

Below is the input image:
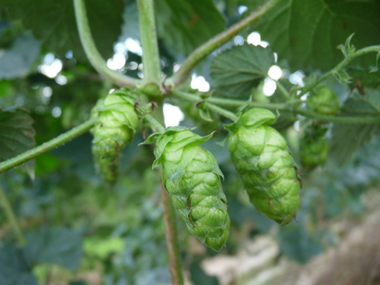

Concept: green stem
[[276, 80, 290, 99], [0, 184, 25, 246], [73, 0, 140, 87], [172, 90, 238, 121], [299, 45, 380, 96], [159, 169, 184, 285], [137, 0, 162, 83], [168, 0, 283, 86], [0, 119, 96, 174], [172, 91, 380, 124], [144, 114, 166, 133]]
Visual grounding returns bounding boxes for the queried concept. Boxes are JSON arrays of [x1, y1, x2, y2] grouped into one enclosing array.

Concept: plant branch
[[159, 169, 184, 285], [172, 90, 238, 121], [0, 118, 96, 174], [137, 0, 162, 83], [172, 91, 380, 124], [73, 0, 140, 88], [299, 45, 380, 96], [0, 184, 25, 246], [168, 0, 283, 86]]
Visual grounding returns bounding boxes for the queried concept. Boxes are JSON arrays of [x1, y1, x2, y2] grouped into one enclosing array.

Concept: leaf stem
[[0, 184, 25, 246], [172, 90, 238, 121], [137, 0, 162, 83], [159, 169, 184, 285], [168, 0, 283, 86], [276, 80, 290, 99], [144, 113, 166, 133], [172, 91, 380, 124], [73, 0, 140, 88], [299, 45, 380, 96], [0, 118, 96, 174]]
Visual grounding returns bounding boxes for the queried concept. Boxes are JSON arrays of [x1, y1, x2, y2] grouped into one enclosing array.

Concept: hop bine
[[226, 108, 301, 225]]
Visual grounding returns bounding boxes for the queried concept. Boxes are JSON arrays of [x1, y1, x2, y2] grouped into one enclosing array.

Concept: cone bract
[[226, 108, 300, 225], [144, 127, 230, 251], [307, 85, 339, 116]]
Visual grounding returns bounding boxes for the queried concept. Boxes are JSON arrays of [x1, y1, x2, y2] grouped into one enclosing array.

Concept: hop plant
[[91, 89, 139, 183], [226, 108, 301, 225], [143, 127, 230, 251], [307, 85, 339, 116]]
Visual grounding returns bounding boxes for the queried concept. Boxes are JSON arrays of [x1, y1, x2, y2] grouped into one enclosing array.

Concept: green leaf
[[0, 246, 38, 285], [249, 0, 380, 70], [155, 0, 225, 56], [210, 44, 274, 98], [23, 227, 83, 271], [0, 32, 40, 79], [0, 109, 35, 161], [3, 0, 123, 61], [347, 67, 380, 89], [331, 90, 380, 165]]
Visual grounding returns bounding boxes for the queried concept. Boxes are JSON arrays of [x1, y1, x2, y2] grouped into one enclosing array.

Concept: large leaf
[[210, 43, 274, 98], [0, 246, 38, 285], [331, 89, 380, 165], [3, 0, 123, 61], [23, 227, 83, 271], [0, 33, 40, 80], [249, 0, 380, 70], [0, 109, 35, 162], [155, 0, 225, 56]]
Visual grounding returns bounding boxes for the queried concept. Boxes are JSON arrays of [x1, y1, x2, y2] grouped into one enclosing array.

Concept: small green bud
[[307, 85, 339, 116], [226, 108, 301, 225], [143, 127, 230, 251]]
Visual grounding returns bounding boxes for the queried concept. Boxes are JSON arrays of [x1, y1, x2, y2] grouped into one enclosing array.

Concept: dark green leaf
[[210, 44, 274, 98], [0, 109, 35, 161], [249, 0, 380, 70], [4, 0, 123, 61], [23, 227, 83, 270], [0, 245, 38, 285], [331, 90, 380, 165], [0, 33, 40, 80], [155, 0, 225, 56], [347, 67, 380, 89], [190, 262, 219, 285]]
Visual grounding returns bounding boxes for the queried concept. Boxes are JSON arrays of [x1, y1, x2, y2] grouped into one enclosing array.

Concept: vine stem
[[168, 0, 283, 86], [171, 91, 380, 124], [144, 113, 166, 133], [172, 90, 238, 122], [159, 169, 184, 285], [299, 45, 380, 96], [0, 119, 96, 174], [0, 184, 25, 246], [73, 0, 140, 88], [137, 0, 162, 83]]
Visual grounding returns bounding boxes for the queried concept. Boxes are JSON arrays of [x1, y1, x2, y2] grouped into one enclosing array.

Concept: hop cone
[[144, 127, 230, 251], [226, 108, 300, 225], [92, 89, 138, 159], [91, 89, 138, 183], [307, 85, 339, 115]]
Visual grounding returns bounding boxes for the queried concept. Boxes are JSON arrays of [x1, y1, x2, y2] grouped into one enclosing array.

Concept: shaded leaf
[[0, 32, 40, 80], [0, 245, 37, 285], [0, 109, 35, 162], [331, 90, 380, 165], [249, 0, 380, 70], [347, 67, 380, 89], [156, 0, 225, 56], [23, 227, 83, 271], [210, 44, 274, 98], [3, 0, 123, 61]]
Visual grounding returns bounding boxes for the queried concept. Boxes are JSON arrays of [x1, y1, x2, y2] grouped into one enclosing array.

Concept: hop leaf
[[226, 108, 301, 225]]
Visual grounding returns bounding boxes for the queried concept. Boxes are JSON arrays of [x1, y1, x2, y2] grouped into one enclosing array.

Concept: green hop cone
[[226, 108, 301, 225], [143, 127, 230, 251], [92, 89, 139, 159], [300, 124, 329, 171], [307, 85, 339, 116]]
